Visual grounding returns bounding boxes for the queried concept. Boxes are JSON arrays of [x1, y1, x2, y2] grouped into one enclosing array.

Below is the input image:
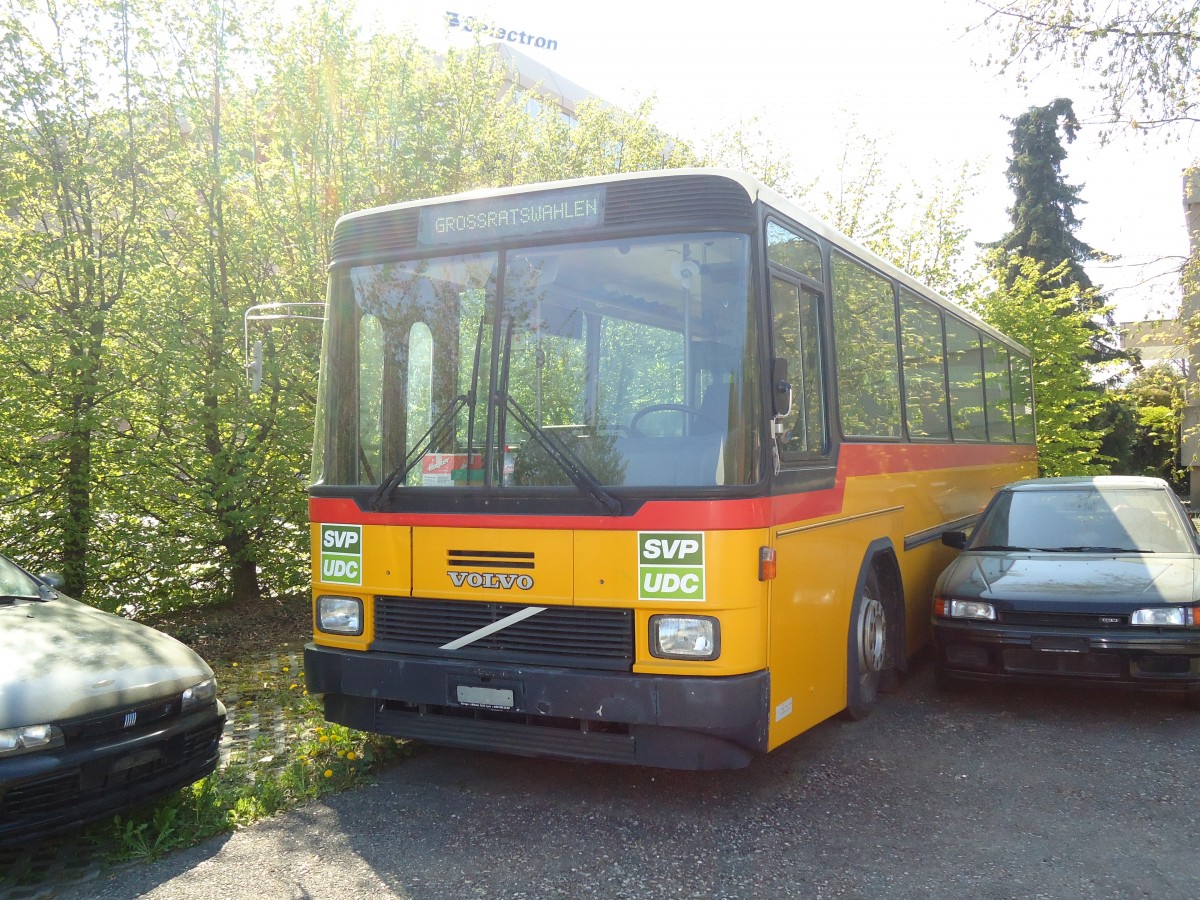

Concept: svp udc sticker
[[638, 532, 705, 601], [319, 524, 362, 586]]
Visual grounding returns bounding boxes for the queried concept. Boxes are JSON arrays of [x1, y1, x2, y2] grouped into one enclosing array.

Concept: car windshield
[[970, 486, 1196, 554], [0, 554, 42, 600]]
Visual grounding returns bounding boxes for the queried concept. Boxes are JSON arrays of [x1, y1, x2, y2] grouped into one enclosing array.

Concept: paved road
[[77, 661, 1200, 899]]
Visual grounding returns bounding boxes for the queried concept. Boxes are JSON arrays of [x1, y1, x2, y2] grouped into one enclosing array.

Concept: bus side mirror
[[772, 357, 792, 418], [942, 531, 968, 550]]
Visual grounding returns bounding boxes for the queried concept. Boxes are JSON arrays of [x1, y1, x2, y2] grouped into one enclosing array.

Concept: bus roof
[[335, 168, 1027, 355]]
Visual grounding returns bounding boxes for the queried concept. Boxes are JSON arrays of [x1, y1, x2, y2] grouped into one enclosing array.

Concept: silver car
[[0, 554, 226, 845]]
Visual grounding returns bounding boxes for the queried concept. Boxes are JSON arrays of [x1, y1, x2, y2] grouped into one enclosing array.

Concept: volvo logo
[[448, 571, 534, 590]]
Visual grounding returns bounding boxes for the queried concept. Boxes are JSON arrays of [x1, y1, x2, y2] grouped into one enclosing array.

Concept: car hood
[[939, 553, 1200, 610], [0, 594, 214, 728]]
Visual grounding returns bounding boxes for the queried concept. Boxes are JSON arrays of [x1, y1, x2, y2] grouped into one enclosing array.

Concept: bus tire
[[845, 565, 889, 720]]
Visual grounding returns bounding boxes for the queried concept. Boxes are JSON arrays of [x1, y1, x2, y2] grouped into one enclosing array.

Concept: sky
[[374, 0, 1197, 326]]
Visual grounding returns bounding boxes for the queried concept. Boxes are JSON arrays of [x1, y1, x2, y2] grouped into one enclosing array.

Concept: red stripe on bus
[[310, 442, 1033, 531]]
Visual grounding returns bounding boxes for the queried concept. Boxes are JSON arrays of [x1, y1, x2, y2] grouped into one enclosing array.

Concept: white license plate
[[456, 685, 515, 709]]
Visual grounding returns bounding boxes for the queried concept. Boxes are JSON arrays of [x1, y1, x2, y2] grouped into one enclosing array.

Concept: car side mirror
[[38, 571, 65, 589], [941, 531, 968, 550]]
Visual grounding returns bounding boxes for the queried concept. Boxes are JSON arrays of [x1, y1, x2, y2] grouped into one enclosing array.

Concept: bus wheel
[[846, 567, 888, 720]]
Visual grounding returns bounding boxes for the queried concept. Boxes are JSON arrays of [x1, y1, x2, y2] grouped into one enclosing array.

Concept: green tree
[[980, 0, 1200, 134], [972, 258, 1109, 476], [988, 98, 1120, 364], [1109, 363, 1187, 490], [0, 0, 167, 597]]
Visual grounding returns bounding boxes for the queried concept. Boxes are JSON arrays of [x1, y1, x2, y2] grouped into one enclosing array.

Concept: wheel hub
[[858, 596, 887, 674]]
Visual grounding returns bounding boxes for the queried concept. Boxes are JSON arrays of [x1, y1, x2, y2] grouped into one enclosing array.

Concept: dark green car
[[0, 555, 226, 846], [933, 476, 1200, 703]]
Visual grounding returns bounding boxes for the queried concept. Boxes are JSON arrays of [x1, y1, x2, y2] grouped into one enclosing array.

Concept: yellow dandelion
[[346, 751, 356, 761], [323, 769, 333, 778], [319, 735, 328, 743], [337, 750, 346, 758], [231, 662, 238, 667]]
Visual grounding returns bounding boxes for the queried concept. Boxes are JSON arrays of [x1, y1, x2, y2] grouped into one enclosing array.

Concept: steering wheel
[[628, 403, 719, 437]]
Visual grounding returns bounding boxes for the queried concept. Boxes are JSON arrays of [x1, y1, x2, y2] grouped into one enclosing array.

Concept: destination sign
[[419, 187, 604, 246]]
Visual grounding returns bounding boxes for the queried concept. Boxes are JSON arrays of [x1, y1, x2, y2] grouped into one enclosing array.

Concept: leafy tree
[[824, 151, 983, 303], [979, 0, 1200, 134], [1108, 364, 1187, 490], [988, 98, 1120, 363], [0, 0, 167, 597], [972, 258, 1110, 476]]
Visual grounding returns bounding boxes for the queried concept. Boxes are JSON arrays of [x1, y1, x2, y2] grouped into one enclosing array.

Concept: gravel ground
[[58, 659, 1200, 900]]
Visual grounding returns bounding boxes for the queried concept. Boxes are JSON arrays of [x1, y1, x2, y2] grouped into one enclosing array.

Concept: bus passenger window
[[983, 340, 1015, 443], [767, 221, 823, 282], [945, 319, 987, 441], [770, 277, 826, 458], [899, 290, 950, 440], [832, 254, 902, 438], [1012, 355, 1036, 443]]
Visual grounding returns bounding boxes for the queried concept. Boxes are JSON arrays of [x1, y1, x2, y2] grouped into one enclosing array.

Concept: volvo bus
[[303, 169, 1036, 769]]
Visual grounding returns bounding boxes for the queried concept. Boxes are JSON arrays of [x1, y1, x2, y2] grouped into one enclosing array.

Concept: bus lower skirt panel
[[323, 694, 756, 770]]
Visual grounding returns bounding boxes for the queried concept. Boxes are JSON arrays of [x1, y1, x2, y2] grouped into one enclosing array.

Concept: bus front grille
[[371, 597, 634, 671]]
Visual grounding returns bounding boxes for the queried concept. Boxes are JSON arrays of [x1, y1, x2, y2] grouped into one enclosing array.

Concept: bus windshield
[[318, 231, 760, 495]]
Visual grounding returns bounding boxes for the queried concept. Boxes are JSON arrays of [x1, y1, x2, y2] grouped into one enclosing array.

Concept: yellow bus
[[304, 169, 1036, 769]]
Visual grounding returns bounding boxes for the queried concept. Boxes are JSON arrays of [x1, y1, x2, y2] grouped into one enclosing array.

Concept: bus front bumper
[[304, 643, 769, 770]]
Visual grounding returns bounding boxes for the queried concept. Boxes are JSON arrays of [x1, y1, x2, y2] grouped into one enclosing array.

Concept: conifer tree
[[989, 98, 1119, 363]]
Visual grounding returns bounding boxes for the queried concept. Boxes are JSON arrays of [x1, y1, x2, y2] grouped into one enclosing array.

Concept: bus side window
[[770, 275, 826, 459], [983, 339, 1016, 443], [945, 318, 987, 441], [831, 253, 902, 439], [899, 290, 951, 440]]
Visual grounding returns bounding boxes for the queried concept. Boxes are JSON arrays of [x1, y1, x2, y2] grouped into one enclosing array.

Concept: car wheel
[[845, 566, 889, 720]]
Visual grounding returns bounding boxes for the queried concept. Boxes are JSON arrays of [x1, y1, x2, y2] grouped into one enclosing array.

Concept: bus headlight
[[317, 595, 364, 635], [650, 615, 720, 660]]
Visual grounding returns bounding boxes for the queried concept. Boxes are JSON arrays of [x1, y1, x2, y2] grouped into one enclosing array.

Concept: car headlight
[[650, 615, 719, 660], [1131, 607, 1198, 627], [317, 595, 363, 635], [934, 598, 997, 621], [0, 724, 65, 758], [181, 677, 217, 713]]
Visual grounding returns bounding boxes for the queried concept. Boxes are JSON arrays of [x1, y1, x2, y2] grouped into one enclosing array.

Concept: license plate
[[1032, 636, 1090, 654], [455, 685, 515, 710]]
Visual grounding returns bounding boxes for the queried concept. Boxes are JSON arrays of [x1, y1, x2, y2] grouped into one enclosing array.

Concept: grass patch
[[82, 650, 410, 864]]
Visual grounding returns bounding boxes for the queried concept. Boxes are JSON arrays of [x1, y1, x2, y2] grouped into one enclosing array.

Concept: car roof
[[1004, 475, 1172, 492]]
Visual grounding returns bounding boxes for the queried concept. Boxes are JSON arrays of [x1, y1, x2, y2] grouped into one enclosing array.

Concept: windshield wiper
[[971, 545, 1041, 552], [501, 393, 622, 516], [0, 592, 46, 604], [1045, 546, 1146, 553], [371, 393, 469, 510], [371, 310, 491, 510]]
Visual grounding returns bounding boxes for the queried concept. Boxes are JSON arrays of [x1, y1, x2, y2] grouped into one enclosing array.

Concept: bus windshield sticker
[[418, 187, 604, 246], [320, 524, 363, 586], [638, 532, 705, 602]]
